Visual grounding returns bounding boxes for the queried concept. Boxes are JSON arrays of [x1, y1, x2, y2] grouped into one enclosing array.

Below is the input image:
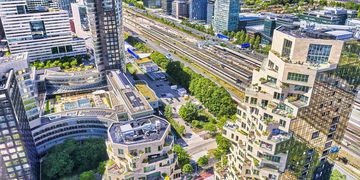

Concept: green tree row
[[124, 0, 145, 9], [31, 55, 84, 70], [164, 105, 186, 136], [41, 138, 108, 180], [181, 20, 215, 35], [149, 50, 237, 118], [223, 30, 261, 49]]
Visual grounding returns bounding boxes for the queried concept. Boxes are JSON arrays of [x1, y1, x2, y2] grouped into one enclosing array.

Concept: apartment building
[[215, 27, 355, 180], [105, 116, 181, 180], [0, 0, 87, 62], [85, 0, 125, 73]]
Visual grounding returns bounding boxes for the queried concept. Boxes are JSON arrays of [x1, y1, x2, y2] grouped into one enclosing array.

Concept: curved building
[[105, 115, 181, 180], [44, 69, 106, 95]]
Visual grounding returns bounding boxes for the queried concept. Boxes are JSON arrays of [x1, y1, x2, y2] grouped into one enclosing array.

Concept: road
[[333, 162, 359, 180], [129, 62, 218, 157]]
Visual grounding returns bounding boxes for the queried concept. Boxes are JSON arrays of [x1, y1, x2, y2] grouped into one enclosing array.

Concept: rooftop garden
[[135, 83, 157, 101], [44, 92, 111, 114], [31, 55, 92, 71]]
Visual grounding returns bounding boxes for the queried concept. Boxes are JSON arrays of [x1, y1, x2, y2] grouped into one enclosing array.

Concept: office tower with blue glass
[[206, 0, 215, 24], [212, 0, 240, 32], [189, 0, 207, 22]]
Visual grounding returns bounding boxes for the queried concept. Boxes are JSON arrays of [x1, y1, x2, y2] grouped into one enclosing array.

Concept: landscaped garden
[[31, 55, 91, 70]]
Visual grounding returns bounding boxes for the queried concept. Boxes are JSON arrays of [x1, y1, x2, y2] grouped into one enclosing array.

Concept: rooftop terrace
[[44, 90, 113, 115], [277, 26, 343, 39], [109, 116, 169, 145], [135, 83, 157, 101], [107, 71, 153, 114]]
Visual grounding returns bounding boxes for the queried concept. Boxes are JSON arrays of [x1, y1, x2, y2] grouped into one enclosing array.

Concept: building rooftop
[[106, 71, 153, 114], [135, 83, 157, 101], [277, 26, 346, 39], [109, 116, 169, 145], [43, 90, 119, 115]]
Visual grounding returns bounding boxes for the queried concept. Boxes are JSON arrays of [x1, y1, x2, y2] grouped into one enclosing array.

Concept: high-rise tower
[[215, 27, 356, 180], [85, 0, 125, 73], [212, 0, 240, 32]]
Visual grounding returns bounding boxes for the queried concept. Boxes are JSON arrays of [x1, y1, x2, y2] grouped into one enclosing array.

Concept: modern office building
[[212, 0, 240, 32], [299, 7, 357, 25], [0, 55, 39, 179], [206, 0, 215, 24], [143, 0, 161, 8], [215, 27, 355, 180], [189, 0, 207, 22], [0, 0, 87, 62], [104, 115, 181, 180], [171, 0, 188, 19], [85, 0, 125, 73], [161, 0, 173, 15]]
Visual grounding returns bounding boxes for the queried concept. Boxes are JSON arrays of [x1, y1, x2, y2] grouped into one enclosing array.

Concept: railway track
[[147, 25, 252, 80]]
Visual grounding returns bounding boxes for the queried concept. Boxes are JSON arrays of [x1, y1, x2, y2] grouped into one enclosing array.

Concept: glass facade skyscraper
[[0, 70, 38, 180], [212, 0, 240, 32], [189, 0, 207, 21], [85, 0, 125, 73]]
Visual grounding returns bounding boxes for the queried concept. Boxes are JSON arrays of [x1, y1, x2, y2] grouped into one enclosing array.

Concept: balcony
[[148, 153, 169, 164], [267, 129, 292, 143]]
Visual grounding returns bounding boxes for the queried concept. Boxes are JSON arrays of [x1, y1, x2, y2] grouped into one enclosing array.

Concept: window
[[273, 92, 283, 100], [16, 6, 26, 14], [118, 149, 123, 155], [145, 147, 151, 153], [279, 119, 286, 127], [307, 44, 332, 64], [247, 145, 253, 152], [51, 47, 59, 54], [65, 45, 73, 52], [282, 39, 292, 58], [253, 170, 259, 175], [267, 76, 277, 84], [143, 165, 155, 172], [30, 21, 46, 39], [312, 131, 320, 139], [294, 85, 309, 92], [59, 46, 66, 53], [250, 97, 257, 105], [287, 72, 309, 82]]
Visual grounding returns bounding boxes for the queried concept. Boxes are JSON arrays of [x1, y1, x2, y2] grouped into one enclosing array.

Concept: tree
[[358, 8, 360, 18], [330, 169, 346, 180], [70, 59, 78, 67], [164, 105, 173, 120], [179, 102, 198, 122], [41, 139, 107, 179], [254, 36, 261, 50], [182, 164, 193, 174], [97, 161, 106, 174], [204, 123, 217, 135], [79, 170, 96, 180], [173, 145, 190, 167], [42, 151, 74, 179], [197, 155, 209, 167], [249, 36, 255, 49], [215, 134, 231, 158]]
